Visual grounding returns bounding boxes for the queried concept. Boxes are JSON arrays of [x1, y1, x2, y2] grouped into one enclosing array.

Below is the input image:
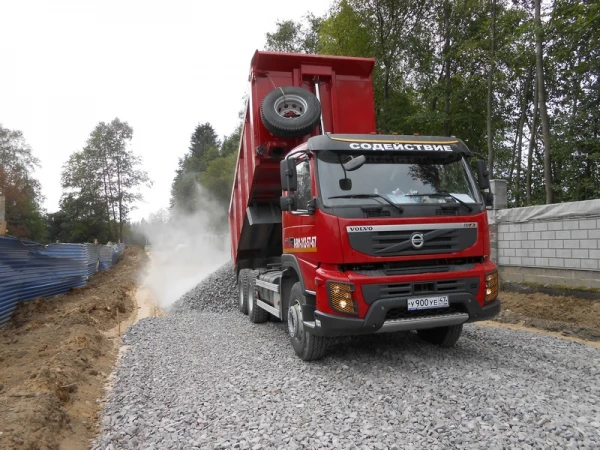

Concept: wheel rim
[[287, 300, 302, 338], [239, 284, 244, 309], [273, 94, 308, 119]]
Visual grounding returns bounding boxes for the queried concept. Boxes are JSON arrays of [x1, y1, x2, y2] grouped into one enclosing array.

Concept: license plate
[[407, 295, 449, 311]]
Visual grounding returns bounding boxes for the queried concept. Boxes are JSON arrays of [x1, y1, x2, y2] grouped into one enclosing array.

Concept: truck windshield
[[316, 151, 482, 207]]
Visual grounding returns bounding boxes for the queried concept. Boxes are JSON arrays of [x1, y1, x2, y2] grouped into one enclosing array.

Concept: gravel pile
[[169, 263, 237, 314], [94, 308, 600, 449]]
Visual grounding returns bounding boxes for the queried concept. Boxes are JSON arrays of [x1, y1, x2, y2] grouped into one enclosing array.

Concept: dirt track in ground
[[0, 246, 153, 450]]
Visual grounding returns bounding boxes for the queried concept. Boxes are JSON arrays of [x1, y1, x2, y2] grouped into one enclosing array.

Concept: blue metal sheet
[[0, 237, 97, 328]]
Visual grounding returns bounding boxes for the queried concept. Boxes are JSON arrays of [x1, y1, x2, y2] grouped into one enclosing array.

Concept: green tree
[[60, 118, 150, 243], [171, 123, 221, 212], [0, 124, 46, 241], [265, 13, 323, 54]]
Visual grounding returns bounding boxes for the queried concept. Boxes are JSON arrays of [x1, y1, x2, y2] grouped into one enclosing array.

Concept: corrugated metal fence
[[0, 237, 126, 328]]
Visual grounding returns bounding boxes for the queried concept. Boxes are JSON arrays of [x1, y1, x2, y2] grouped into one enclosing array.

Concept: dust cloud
[[139, 186, 231, 309]]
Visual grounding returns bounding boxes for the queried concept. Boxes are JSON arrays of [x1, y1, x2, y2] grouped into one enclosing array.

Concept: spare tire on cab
[[260, 86, 321, 138]]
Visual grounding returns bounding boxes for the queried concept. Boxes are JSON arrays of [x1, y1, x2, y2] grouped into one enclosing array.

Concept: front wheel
[[417, 324, 463, 347], [288, 282, 328, 361]]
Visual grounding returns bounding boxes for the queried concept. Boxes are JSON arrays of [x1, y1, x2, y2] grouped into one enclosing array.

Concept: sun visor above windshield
[[307, 134, 473, 156]]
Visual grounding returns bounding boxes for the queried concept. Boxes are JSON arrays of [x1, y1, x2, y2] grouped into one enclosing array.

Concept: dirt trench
[[0, 246, 158, 450]]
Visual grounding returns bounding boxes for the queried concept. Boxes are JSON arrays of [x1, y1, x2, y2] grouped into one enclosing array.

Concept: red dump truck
[[229, 51, 500, 361]]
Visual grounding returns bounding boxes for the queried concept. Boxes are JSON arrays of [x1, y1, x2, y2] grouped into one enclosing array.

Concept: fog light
[[328, 282, 357, 314], [485, 271, 498, 303]]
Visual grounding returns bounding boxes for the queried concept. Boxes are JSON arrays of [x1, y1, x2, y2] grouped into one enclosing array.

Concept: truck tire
[[288, 282, 328, 361], [260, 86, 321, 138], [248, 271, 269, 324], [238, 269, 250, 315], [417, 324, 463, 347]]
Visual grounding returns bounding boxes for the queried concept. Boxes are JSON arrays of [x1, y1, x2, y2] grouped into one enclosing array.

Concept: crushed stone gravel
[[169, 263, 237, 314], [93, 267, 600, 449]]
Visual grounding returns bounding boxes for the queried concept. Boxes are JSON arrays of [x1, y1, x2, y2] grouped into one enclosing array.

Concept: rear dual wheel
[[238, 269, 250, 315], [248, 271, 269, 324]]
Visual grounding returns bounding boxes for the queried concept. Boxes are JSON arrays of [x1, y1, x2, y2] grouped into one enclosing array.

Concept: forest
[[1, 0, 598, 243]]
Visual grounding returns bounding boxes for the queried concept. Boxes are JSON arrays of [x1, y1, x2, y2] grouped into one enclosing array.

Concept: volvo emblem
[[411, 232, 425, 249]]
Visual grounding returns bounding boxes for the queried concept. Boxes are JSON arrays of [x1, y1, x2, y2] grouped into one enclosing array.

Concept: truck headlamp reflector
[[485, 271, 498, 303], [328, 282, 356, 314]]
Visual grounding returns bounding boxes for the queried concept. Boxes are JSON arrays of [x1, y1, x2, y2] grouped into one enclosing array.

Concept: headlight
[[327, 282, 357, 314], [485, 271, 498, 303]]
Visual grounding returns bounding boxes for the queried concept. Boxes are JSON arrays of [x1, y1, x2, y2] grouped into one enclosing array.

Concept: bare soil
[[0, 247, 150, 450], [491, 289, 600, 342]]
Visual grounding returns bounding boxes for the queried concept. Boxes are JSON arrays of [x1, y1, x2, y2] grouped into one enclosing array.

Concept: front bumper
[[306, 293, 501, 337]]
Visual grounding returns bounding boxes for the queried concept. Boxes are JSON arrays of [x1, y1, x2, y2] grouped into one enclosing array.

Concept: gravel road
[[94, 266, 600, 449]]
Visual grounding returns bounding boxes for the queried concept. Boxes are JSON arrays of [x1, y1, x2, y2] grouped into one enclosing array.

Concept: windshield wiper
[[407, 192, 473, 212], [328, 193, 404, 213]]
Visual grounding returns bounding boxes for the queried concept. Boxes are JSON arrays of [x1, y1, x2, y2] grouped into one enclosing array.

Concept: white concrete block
[[581, 259, 599, 270], [580, 239, 598, 249], [571, 230, 588, 239], [557, 249, 572, 258], [556, 230, 571, 239], [528, 249, 542, 257], [563, 220, 579, 230], [541, 231, 555, 240], [572, 249, 589, 259], [522, 240, 535, 249], [542, 249, 556, 258], [547, 222, 563, 231], [549, 240, 564, 249], [564, 259, 581, 268], [535, 257, 549, 266], [579, 219, 597, 230], [534, 240, 549, 249], [548, 258, 564, 267], [564, 240, 580, 249], [527, 231, 541, 240], [534, 222, 549, 231]]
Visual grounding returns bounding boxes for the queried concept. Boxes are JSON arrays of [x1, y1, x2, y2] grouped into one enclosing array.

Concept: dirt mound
[[0, 246, 147, 450], [494, 290, 600, 341]]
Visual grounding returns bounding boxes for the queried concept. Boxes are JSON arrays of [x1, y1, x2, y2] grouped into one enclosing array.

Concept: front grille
[[361, 277, 480, 304], [347, 226, 478, 257], [385, 305, 465, 321], [373, 230, 458, 253], [345, 257, 481, 276]]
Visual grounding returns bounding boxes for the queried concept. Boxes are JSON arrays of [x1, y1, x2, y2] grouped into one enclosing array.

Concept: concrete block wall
[[487, 191, 600, 289], [496, 218, 600, 270]]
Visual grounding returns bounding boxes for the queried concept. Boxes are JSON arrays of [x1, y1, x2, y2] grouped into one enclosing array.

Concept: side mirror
[[484, 192, 494, 208], [280, 194, 297, 212], [339, 178, 352, 190], [476, 160, 490, 190], [280, 158, 297, 192], [343, 154, 366, 172]]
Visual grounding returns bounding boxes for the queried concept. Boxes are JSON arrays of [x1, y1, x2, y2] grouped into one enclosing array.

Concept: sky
[[0, 0, 331, 221]]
